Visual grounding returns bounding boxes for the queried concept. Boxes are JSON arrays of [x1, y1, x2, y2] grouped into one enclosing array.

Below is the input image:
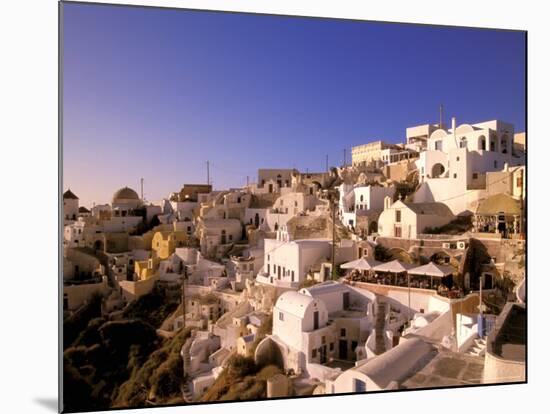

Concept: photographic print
[[60, 1, 526, 412]]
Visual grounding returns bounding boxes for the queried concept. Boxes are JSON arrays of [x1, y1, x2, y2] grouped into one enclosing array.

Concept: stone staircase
[[181, 381, 194, 403], [374, 301, 388, 355], [181, 335, 193, 374], [466, 336, 487, 357], [181, 330, 197, 402]]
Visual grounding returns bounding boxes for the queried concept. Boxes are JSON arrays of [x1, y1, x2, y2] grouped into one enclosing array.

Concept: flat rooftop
[[402, 350, 485, 389], [329, 309, 367, 319]]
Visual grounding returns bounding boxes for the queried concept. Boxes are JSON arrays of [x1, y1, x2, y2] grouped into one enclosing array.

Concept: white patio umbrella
[[372, 259, 415, 274], [341, 257, 381, 271], [408, 262, 454, 289], [408, 262, 454, 278]]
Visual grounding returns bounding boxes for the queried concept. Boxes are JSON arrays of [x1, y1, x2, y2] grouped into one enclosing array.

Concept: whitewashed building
[[265, 192, 319, 232], [196, 218, 242, 256], [338, 183, 395, 230], [255, 283, 373, 375], [414, 118, 524, 215], [64, 218, 87, 248], [63, 189, 79, 222], [255, 238, 332, 288], [378, 198, 455, 239]]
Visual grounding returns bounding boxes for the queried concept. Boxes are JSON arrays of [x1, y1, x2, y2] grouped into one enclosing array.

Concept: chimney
[[451, 117, 456, 135]]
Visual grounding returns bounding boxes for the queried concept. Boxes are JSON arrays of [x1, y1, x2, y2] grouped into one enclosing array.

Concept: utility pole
[[326, 154, 329, 172], [331, 192, 336, 280], [343, 149, 346, 168], [206, 161, 210, 186], [439, 104, 444, 129], [408, 272, 411, 325], [246, 175, 249, 187], [478, 273, 484, 337], [181, 274, 186, 330]]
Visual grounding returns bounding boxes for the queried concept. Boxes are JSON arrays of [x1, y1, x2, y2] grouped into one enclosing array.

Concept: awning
[[341, 257, 381, 271], [373, 259, 415, 273], [408, 262, 454, 278]]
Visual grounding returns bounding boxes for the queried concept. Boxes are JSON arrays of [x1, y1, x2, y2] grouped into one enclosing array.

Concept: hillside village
[[62, 117, 526, 410]]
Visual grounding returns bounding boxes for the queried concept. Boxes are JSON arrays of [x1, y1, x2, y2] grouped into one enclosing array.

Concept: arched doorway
[[369, 221, 378, 234], [431, 163, 445, 178], [94, 240, 104, 251], [255, 337, 285, 370]]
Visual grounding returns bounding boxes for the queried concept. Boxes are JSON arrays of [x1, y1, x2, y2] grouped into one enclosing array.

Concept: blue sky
[[62, 2, 526, 207]]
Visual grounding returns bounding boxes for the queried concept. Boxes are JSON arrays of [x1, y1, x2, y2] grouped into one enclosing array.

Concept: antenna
[[206, 161, 210, 186], [439, 104, 444, 128], [246, 175, 249, 186], [326, 154, 329, 172], [343, 149, 346, 167]]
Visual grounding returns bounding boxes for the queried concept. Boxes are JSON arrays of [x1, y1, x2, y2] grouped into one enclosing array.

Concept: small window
[[322, 336, 326, 344], [340, 328, 346, 337], [395, 210, 401, 223], [312, 349, 317, 358], [473, 173, 478, 179], [329, 342, 334, 351], [453, 173, 457, 179], [279, 312, 284, 321], [494, 160, 498, 168], [456, 156, 460, 161]]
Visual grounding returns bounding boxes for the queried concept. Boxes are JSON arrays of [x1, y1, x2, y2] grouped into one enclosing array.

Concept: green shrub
[[226, 355, 257, 379], [72, 317, 105, 347], [123, 287, 180, 328], [112, 328, 191, 408], [63, 293, 103, 349], [256, 364, 282, 381]]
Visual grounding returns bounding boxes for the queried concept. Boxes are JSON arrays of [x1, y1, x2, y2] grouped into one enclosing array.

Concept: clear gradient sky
[[62, 2, 526, 208]]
